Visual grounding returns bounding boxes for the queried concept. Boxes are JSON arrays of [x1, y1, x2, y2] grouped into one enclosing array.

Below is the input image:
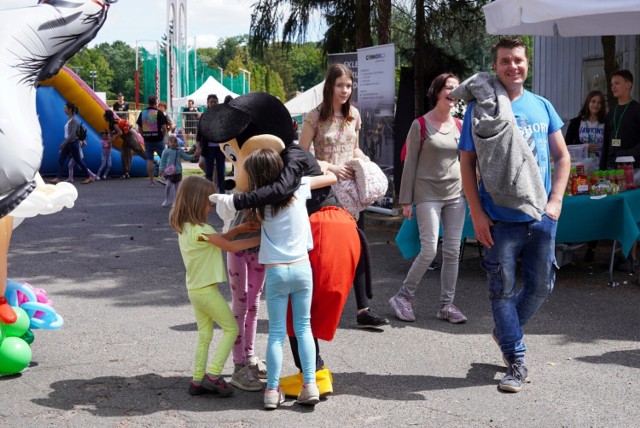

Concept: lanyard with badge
[[612, 103, 630, 147]]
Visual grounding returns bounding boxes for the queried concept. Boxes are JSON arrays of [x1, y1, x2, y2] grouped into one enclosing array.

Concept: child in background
[[160, 134, 194, 207], [237, 148, 336, 410], [169, 175, 261, 397], [96, 130, 112, 180], [227, 209, 267, 392], [66, 139, 88, 182]]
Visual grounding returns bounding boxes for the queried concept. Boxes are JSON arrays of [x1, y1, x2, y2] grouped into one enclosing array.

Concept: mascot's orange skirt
[[287, 206, 361, 341]]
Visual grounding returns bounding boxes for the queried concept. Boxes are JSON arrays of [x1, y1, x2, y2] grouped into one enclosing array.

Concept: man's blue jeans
[[481, 215, 558, 362]]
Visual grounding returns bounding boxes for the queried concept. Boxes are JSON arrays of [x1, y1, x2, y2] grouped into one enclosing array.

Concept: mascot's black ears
[[199, 92, 295, 147], [224, 179, 236, 191]]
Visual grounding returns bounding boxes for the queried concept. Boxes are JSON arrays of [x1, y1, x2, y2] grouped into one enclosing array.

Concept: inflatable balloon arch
[[0, 280, 63, 375]]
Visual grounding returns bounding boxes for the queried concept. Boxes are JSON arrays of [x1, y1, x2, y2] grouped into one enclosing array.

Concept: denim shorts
[[144, 141, 165, 160]]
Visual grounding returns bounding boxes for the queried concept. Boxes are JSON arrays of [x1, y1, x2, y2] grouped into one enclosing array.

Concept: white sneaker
[[264, 388, 285, 410], [296, 382, 320, 406]]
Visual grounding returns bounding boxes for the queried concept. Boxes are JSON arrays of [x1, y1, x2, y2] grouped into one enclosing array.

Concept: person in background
[[456, 37, 570, 393], [66, 136, 88, 182], [137, 94, 168, 186], [49, 102, 97, 184], [298, 63, 389, 329], [599, 69, 640, 272], [182, 99, 201, 146], [96, 129, 112, 180], [565, 90, 606, 159], [159, 134, 194, 207], [195, 94, 227, 193], [389, 72, 468, 324], [104, 109, 146, 180], [113, 93, 129, 112], [565, 90, 607, 262], [158, 101, 175, 133], [169, 176, 260, 397]]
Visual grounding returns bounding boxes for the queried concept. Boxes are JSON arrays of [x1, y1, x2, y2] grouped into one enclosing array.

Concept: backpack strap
[[453, 117, 462, 133]]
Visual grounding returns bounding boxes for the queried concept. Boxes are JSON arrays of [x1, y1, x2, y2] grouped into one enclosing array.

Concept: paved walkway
[[3, 177, 640, 426]]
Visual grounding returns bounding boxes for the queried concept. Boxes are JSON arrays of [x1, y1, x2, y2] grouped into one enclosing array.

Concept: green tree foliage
[[65, 47, 114, 96], [93, 41, 136, 99], [196, 47, 220, 70], [287, 43, 324, 94], [216, 36, 249, 69]]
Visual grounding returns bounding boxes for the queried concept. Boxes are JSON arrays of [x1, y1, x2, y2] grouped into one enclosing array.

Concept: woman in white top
[[389, 72, 468, 324], [565, 90, 607, 161]]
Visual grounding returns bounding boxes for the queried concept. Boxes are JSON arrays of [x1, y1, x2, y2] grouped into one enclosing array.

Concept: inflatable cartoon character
[[0, 0, 117, 217], [0, 0, 115, 371], [201, 92, 367, 397]]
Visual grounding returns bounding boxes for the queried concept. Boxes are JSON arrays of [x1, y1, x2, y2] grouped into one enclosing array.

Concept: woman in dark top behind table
[[565, 90, 606, 162], [565, 90, 607, 263]]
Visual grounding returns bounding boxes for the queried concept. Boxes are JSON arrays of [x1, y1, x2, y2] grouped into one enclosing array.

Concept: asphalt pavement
[[3, 176, 640, 427]]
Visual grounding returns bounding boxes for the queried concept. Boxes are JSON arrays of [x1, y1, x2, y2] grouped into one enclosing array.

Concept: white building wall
[[533, 35, 639, 128]]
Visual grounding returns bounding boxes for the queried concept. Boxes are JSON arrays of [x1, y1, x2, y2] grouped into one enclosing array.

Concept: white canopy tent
[[172, 76, 239, 109], [483, 0, 640, 37], [284, 81, 324, 116]]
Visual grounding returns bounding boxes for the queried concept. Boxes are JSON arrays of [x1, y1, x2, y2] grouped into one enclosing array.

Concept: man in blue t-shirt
[[457, 38, 571, 393]]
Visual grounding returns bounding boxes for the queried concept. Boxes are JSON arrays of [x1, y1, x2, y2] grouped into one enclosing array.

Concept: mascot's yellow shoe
[[279, 372, 303, 398], [279, 366, 334, 398], [316, 366, 333, 397]]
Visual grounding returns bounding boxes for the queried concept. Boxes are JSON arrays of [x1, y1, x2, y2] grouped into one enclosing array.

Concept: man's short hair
[[118, 92, 124, 97], [491, 37, 528, 64], [612, 69, 634, 85], [207, 94, 218, 102], [148, 94, 158, 106]]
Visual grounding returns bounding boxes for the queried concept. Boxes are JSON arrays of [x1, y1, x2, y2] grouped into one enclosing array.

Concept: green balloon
[[21, 329, 35, 345], [0, 336, 32, 375], [4, 307, 30, 338]]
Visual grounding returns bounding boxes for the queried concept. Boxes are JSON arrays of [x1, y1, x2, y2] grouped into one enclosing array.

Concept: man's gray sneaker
[[499, 362, 528, 393]]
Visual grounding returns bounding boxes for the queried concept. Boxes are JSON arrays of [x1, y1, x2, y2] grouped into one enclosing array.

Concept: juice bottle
[[575, 165, 589, 195], [568, 167, 577, 196], [616, 169, 627, 192], [589, 171, 599, 192]]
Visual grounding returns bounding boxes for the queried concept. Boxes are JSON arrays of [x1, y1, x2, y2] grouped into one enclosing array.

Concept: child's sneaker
[[436, 303, 467, 324], [230, 365, 263, 391], [296, 382, 320, 406], [246, 355, 267, 379], [188, 381, 207, 396], [201, 374, 234, 397], [264, 387, 285, 410]]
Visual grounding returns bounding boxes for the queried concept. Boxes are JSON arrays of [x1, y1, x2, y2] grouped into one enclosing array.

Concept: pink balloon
[[16, 282, 53, 319]]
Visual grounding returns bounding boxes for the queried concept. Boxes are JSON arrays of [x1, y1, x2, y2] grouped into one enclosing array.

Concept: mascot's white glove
[[209, 193, 237, 222]]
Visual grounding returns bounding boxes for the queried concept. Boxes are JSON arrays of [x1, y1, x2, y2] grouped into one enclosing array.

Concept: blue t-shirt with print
[[458, 90, 564, 222]]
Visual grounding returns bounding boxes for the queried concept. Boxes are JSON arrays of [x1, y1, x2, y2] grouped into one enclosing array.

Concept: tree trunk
[[377, 0, 391, 45], [414, 0, 426, 116], [601, 36, 619, 110], [355, 0, 373, 48]]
